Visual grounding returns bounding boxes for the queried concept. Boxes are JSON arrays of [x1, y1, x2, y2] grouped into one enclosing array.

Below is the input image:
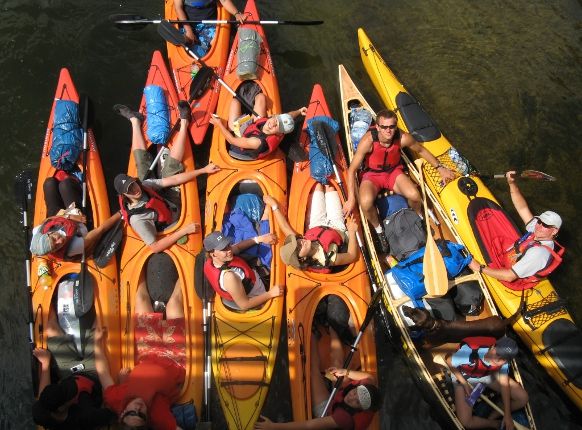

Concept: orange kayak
[[203, 1, 285, 428], [286, 83, 379, 428], [118, 50, 204, 410], [164, 0, 231, 145], [30, 68, 121, 384]]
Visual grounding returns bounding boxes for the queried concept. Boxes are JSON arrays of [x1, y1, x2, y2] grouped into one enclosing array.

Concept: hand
[[462, 382, 472, 397], [438, 166, 456, 184], [32, 348, 51, 368], [234, 11, 247, 24], [506, 170, 517, 185], [327, 367, 348, 377], [342, 199, 355, 217], [254, 415, 273, 429], [184, 222, 200, 235], [209, 114, 222, 127], [502, 415, 515, 430], [263, 195, 278, 209], [468, 258, 481, 272], [346, 218, 358, 233], [298, 106, 308, 116], [259, 233, 277, 245], [269, 285, 285, 298], [184, 26, 198, 45], [203, 162, 221, 175]]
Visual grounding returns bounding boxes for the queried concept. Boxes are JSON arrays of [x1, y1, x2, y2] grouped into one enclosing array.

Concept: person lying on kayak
[[29, 208, 121, 260], [255, 324, 381, 430], [32, 307, 116, 429], [173, 0, 246, 56], [96, 268, 188, 430], [263, 187, 359, 272], [343, 109, 455, 253], [209, 82, 307, 159], [468, 171, 563, 285], [445, 336, 529, 430], [113, 102, 220, 253], [203, 231, 284, 311]]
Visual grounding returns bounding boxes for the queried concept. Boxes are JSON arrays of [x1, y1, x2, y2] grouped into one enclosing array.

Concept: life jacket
[[503, 232, 565, 290], [330, 381, 375, 430], [53, 169, 79, 183], [457, 336, 503, 379], [233, 118, 282, 159], [363, 128, 402, 173], [203, 256, 256, 301], [184, 0, 214, 7], [118, 184, 172, 231], [40, 216, 80, 260], [72, 375, 95, 402], [303, 226, 344, 274]]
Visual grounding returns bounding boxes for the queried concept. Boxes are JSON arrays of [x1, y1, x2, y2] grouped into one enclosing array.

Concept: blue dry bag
[[144, 85, 170, 144], [50, 100, 82, 172], [308, 116, 340, 184]]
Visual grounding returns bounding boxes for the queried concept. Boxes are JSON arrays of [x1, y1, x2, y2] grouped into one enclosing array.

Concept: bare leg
[[253, 93, 267, 118], [392, 174, 421, 215], [45, 305, 65, 338], [130, 118, 147, 152], [454, 384, 500, 429], [310, 335, 330, 411], [228, 98, 243, 131], [328, 326, 344, 369], [359, 180, 381, 229], [168, 118, 189, 164], [488, 379, 529, 411], [165, 279, 184, 320], [135, 272, 154, 314]]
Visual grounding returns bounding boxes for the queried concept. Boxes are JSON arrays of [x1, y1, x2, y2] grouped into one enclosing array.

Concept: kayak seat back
[[395, 92, 441, 143]]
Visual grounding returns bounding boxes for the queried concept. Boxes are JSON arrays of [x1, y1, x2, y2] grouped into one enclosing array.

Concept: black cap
[[203, 232, 233, 251], [114, 174, 137, 195], [495, 336, 518, 360]]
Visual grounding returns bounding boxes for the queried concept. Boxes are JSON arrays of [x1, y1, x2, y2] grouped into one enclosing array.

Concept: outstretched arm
[[32, 348, 52, 396], [148, 222, 200, 253], [219, 0, 246, 23], [172, 0, 197, 44], [344, 133, 371, 216], [160, 162, 220, 188], [334, 220, 359, 266], [263, 195, 297, 237], [287, 106, 308, 119], [506, 171, 533, 225], [210, 115, 262, 149], [84, 211, 122, 254], [406, 135, 455, 183], [224, 272, 285, 311], [468, 258, 518, 282], [94, 326, 114, 391]]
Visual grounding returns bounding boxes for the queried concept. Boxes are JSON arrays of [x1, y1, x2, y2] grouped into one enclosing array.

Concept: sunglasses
[[536, 218, 555, 229], [121, 410, 147, 422], [377, 124, 397, 130]]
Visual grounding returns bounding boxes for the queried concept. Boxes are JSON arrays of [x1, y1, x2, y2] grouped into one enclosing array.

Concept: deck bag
[[450, 268, 484, 317], [308, 116, 340, 184], [383, 208, 426, 261], [144, 85, 170, 144], [377, 194, 408, 220], [237, 28, 262, 80], [349, 106, 373, 150], [50, 100, 82, 172], [424, 296, 458, 321], [171, 401, 198, 430]]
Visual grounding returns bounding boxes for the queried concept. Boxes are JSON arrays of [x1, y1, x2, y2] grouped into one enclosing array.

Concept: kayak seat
[[541, 318, 582, 389], [395, 92, 441, 143], [229, 148, 257, 161]]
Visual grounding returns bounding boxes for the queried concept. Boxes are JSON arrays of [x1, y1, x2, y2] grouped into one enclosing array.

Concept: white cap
[[356, 385, 372, 410], [276, 113, 295, 134], [537, 211, 562, 229]]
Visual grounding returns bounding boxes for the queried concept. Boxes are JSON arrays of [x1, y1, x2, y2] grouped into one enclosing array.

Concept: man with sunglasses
[[344, 109, 455, 253], [468, 171, 563, 285]]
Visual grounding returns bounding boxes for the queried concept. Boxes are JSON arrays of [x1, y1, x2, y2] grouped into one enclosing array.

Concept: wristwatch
[[479, 264, 486, 273]]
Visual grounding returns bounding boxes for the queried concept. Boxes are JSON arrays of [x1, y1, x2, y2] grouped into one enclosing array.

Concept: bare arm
[[32, 348, 52, 396], [263, 195, 296, 237], [287, 106, 308, 119], [445, 354, 472, 397], [254, 415, 339, 429], [498, 373, 514, 430], [148, 222, 200, 253], [94, 327, 114, 390], [334, 220, 359, 266], [210, 115, 262, 149], [231, 233, 277, 254], [406, 135, 455, 182], [506, 171, 533, 225], [223, 272, 284, 311], [160, 163, 220, 188], [173, 0, 196, 43], [219, 0, 246, 22], [468, 258, 518, 282], [84, 211, 122, 254], [326, 367, 377, 385]]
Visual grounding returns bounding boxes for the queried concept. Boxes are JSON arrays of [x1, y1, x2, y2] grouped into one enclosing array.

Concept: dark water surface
[[1, 0, 581, 428]]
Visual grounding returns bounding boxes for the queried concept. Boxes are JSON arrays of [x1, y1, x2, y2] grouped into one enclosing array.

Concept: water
[[2, 0, 581, 428]]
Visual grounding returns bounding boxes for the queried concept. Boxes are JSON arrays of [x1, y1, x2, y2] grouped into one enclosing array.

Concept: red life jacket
[[303, 226, 344, 274], [502, 232, 565, 291], [73, 375, 95, 402], [53, 169, 79, 183], [235, 117, 283, 159], [457, 336, 503, 379], [40, 216, 80, 261], [203, 256, 256, 301], [330, 381, 376, 430], [363, 128, 402, 173], [118, 184, 173, 231]]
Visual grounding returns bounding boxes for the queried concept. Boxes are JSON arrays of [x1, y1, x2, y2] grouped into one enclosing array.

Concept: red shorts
[[134, 313, 186, 368], [361, 167, 404, 192]]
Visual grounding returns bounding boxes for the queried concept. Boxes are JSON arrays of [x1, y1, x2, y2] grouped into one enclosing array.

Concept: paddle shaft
[[115, 17, 323, 25], [158, 21, 259, 117], [197, 279, 213, 429], [320, 288, 383, 417]]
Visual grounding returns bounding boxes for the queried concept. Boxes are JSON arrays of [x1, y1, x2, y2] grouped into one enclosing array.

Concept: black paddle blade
[[158, 20, 186, 47], [189, 66, 214, 102], [14, 169, 36, 208], [109, 14, 151, 31], [78, 93, 95, 129], [287, 140, 309, 162], [73, 269, 95, 317], [93, 218, 123, 268], [194, 252, 215, 302]]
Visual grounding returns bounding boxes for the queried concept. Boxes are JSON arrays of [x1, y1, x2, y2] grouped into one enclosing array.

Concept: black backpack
[[383, 208, 426, 261]]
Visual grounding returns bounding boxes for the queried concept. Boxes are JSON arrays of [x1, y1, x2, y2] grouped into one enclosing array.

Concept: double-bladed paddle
[[110, 14, 323, 31], [415, 159, 449, 297]]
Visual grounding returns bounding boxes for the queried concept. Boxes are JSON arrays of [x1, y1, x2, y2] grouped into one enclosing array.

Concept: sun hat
[[276, 113, 295, 134], [203, 232, 233, 252], [280, 234, 301, 268], [114, 174, 138, 195], [537, 211, 562, 229], [495, 336, 519, 360], [30, 231, 53, 256]]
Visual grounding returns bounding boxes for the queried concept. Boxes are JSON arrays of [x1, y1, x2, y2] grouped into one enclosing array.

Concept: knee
[[359, 191, 376, 210], [43, 177, 58, 193]]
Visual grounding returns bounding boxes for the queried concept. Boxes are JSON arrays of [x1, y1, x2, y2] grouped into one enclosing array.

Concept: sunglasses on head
[[536, 218, 555, 229], [377, 124, 397, 130], [121, 410, 147, 421]]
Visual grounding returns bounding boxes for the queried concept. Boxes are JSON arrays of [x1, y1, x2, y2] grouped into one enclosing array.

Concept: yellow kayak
[[339, 63, 537, 429], [358, 27, 582, 410]]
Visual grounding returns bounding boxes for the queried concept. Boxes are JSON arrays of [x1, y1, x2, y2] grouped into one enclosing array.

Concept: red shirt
[[104, 355, 185, 430]]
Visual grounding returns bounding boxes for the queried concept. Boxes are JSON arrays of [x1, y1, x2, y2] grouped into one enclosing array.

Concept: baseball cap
[[114, 174, 137, 195], [276, 113, 295, 134], [203, 232, 233, 251], [356, 384, 381, 411], [495, 336, 518, 360], [537, 211, 562, 229], [280, 234, 301, 268]]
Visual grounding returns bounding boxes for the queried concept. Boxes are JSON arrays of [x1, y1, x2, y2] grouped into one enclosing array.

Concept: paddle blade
[[93, 219, 123, 268], [14, 169, 36, 208], [78, 93, 95, 129], [109, 14, 151, 31], [158, 20, 186, 47], [73, 269, 95, 317], [188, 66, 214, 102], [287, 140, 309, 162], [195, 252, 215, 301], [423, 237, 449, 296], [520, 170, 556, 181]]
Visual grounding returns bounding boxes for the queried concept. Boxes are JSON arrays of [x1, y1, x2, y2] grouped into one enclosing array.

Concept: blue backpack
[[49, 100, 82, 172]]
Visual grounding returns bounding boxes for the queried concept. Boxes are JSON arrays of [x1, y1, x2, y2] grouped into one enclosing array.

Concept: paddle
[[158, 20, 259, 117], [320, 288, 383, 417], [194, 252, 215, 429], [73, 95, 95, 317], [93, 218, 124, 268], [110, 14, 323, 31], [414, 159, 448, 297], [433, 354, 530, 430], [491, 170, 556, 181]]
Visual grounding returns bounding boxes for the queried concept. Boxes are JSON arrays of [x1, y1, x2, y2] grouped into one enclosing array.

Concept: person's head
[[375, 109, 398, 141], [30, 229, 66, 256], [491, 336, 519, 362], [261, 113, 295, 135], [343, 383, 381, 412], [114, 174, 142, 199], [204, 232, 234, 263], [534, 211, 561, 239], [120, 397, 148, 429], [280, 234, 313, 269], [32, 377, 80, 426]]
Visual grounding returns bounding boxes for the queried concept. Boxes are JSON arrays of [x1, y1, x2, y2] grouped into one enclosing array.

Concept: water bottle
[[349, 107, 373, 150], [38, 261, 53, 290], [465, 382, 485, 406], [190, 64, 200, 79]]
